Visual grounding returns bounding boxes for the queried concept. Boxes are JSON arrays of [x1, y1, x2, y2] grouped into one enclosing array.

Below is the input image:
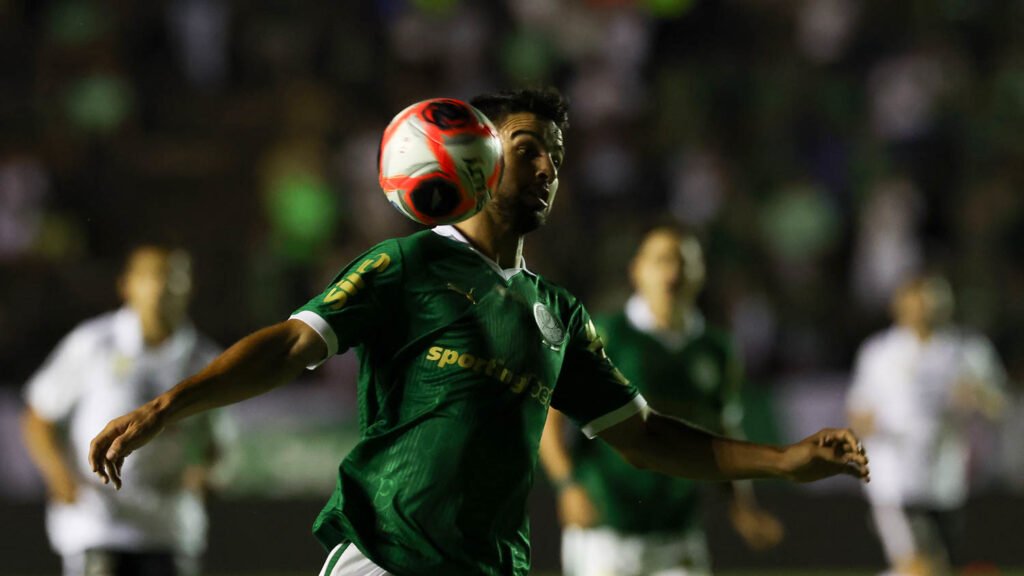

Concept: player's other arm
[[22, 408, 80, 503], [598, 407, 869, 483], [90, 319, 325, 488], [539, 409, 598, 527]]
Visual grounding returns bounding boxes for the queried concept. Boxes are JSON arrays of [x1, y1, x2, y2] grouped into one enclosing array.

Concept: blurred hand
[[951, 379, 1004, 421], [951, 380, 982, 415], [780, 428, 869, 483], [89, 403, 167, 489], [182, 465, 212, 496], [729, 501, 784, 550], [558, 484, 598, 528]]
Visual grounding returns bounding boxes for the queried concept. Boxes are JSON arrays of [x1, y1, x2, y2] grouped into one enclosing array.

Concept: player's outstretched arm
[[598, 407, 869, 483], [89, 319, 326, 489]]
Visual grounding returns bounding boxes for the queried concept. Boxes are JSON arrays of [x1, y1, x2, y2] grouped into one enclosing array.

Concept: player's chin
[[516, 208, 550, 234]]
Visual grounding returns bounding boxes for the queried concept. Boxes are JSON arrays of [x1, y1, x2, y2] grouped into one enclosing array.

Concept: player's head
[[118, 245, 193, 330], [470, 87, 569, 234], [892, 274, 954, 333], [630, 226, 706, 307]]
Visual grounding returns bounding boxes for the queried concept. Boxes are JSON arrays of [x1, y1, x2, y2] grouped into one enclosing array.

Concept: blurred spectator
[[851, 177, 926, 313], [0, 153, 48, 259]]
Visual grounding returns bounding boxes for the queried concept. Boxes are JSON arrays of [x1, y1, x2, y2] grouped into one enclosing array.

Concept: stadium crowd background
[[1, 0, 1023, 573]]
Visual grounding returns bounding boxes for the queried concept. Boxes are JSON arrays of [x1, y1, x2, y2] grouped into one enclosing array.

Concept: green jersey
[[569, 303, 742, 535], [291, 226, 643, 576]]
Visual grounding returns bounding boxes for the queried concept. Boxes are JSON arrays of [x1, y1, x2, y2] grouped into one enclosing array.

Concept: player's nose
[[535, 155, 555, 183]]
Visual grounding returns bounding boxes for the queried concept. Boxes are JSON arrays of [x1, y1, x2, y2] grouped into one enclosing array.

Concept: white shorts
[[562, 526, 711, 576], [319, 543, 393, 576], [870, 504, 964, 568]]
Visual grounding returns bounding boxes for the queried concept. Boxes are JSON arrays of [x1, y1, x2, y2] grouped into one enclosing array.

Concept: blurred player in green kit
[[90, 89, 866, 576], [541, 227, 784, 576]]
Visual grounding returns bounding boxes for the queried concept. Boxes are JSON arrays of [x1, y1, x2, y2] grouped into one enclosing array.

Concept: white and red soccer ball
[[378, 98, 503, 226]]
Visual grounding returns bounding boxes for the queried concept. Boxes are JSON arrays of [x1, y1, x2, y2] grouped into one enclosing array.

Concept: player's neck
[[455, 216, 524, 269], [138, 314, 174, 347], [646, 296, 692, 330], [908, 325, 933, 341]]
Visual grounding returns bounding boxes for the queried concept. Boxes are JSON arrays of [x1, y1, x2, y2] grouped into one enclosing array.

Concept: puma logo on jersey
[[446, 282, 476, 304]]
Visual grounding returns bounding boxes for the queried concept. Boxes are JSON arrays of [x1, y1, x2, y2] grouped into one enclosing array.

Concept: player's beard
[[488, 191, 549, 234]]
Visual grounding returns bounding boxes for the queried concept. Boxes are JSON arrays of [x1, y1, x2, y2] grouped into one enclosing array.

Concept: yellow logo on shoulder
[[323, 253, 391, 310]]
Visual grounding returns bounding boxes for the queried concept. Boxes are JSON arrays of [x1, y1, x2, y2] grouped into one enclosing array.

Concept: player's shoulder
[[193, 330, 223, 357], [532, 273, 583, 309], [62, 310, 121, 351], [857, 327, 900, 359], [591, 310, 629, 333], [698, 323, 737, 354], [337, 235, 411, 275], [385, 228, 466, 263]]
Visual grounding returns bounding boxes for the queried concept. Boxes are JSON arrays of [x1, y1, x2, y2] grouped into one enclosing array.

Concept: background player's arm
[[598, 407, 869, 483], [717, 347, 784, 549], [21, 408, 79, 503], [539, 409, 598, 527], [90, 319, 326, 488]]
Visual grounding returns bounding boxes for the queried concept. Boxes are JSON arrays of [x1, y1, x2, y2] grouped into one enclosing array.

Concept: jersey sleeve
[[960, 334, 1007, 391], [23, 328, 90, 422], [551, 303, 646, 439], [290, 240, 403, 369]]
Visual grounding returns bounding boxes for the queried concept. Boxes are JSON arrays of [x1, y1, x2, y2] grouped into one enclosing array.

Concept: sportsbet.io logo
[[425, 346, 554, 406]]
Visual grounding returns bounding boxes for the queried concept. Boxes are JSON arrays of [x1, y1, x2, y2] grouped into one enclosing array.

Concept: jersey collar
[[625, 294, 705, 351], [432, 225, 531, 282], [113, 306, 197, 360]]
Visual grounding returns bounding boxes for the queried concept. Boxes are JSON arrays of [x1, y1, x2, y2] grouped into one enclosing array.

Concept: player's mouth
[[530, 186, 551, 208]]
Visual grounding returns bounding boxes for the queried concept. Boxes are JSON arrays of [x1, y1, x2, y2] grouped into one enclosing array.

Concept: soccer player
[[847, 274, 1006, 576], [22, 246, 229, 576], [540, 227, 783, 576], [89, 88, 868, 576]]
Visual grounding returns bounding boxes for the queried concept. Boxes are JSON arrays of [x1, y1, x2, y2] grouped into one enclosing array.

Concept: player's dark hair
[[471, 87, 570, 132], [634, 221, 698, 253], [118, 243, 190, 273]]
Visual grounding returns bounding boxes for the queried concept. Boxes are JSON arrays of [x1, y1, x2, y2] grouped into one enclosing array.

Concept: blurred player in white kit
[[22, 245, 231, 576], [847, 274, 1006, 576]]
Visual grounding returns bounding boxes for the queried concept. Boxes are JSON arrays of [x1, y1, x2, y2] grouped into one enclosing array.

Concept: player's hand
[[779, 428, 869, 483], [729, 501, 784, 550], [182, 465, 213, 497], [88, 403, 167, 489], [557, 483, 599, 528]]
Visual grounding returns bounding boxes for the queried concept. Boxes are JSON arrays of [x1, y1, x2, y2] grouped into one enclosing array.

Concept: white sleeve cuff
[[289, 311, 338, 369], [581, 394, 648, 439]]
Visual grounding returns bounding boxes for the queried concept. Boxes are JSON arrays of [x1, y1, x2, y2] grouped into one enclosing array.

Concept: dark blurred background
[[2, 0, 1023, 574]]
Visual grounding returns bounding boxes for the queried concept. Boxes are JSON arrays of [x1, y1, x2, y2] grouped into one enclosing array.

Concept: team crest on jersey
[[533, 302, 564, 350]]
